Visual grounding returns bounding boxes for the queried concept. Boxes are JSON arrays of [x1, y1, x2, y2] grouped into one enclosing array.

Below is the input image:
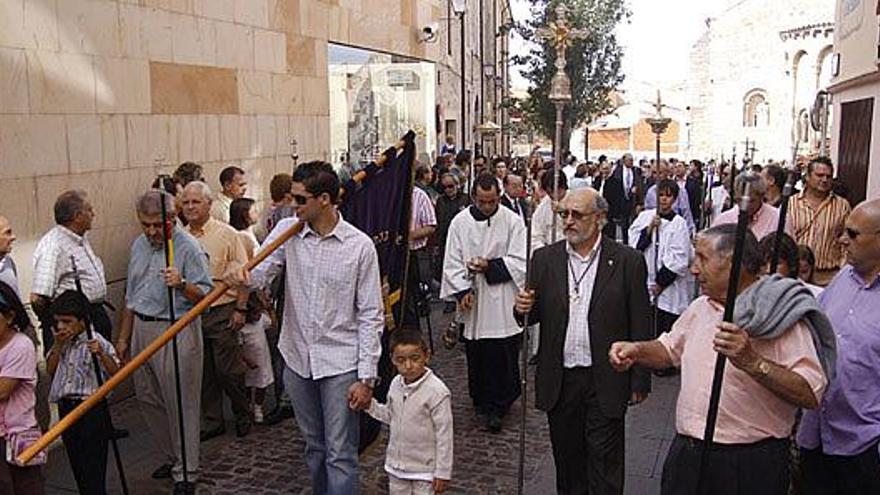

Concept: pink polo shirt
[[658, 296, 826, 444], [711, 202, 794, 241], [0, 332, 38, 438]]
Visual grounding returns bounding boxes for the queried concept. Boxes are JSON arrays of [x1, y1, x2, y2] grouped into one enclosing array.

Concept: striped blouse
[[787, 192, 851, 271]]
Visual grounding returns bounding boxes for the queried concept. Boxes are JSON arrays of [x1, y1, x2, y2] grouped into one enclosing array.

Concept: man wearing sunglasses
[[798, 198, 880, 494], [243, 161, 384, 494], [514, 187, 651, 494]]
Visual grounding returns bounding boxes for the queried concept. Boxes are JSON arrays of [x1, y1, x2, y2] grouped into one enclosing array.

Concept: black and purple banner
[[340, 130, 415, 452]]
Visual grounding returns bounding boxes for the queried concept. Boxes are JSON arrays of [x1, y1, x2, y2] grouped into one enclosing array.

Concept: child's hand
[[87, 339, 103, 357], [433, 478, 449, 493]]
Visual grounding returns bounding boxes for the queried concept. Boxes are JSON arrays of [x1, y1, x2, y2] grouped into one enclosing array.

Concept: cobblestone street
[[44, 307, 676, 494]]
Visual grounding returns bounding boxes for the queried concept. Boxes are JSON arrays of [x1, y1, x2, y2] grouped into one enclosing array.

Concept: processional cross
[[535, 5, 589, 102]]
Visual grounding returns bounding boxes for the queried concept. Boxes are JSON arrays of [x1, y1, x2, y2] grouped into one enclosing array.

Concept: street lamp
[[647, 90, 672, 172], [476, 120, 501, 161], [537, 5, 588, 242], [452, 0, 467, 159]]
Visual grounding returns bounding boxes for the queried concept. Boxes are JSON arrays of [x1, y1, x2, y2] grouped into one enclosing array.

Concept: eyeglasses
[[844, 227, 880, 240], [292, 193, 315, 205], [556, 209, 594, 221], [442, 183, 456, 190]]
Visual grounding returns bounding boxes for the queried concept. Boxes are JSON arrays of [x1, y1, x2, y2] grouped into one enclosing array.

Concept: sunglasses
[[442, 183, 456, 190], [844, 227, 880, 240], [292, 194, 315, 205]]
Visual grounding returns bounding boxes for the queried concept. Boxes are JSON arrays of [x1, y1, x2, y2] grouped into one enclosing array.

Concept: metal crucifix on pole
[[536, 4, 588, 243]]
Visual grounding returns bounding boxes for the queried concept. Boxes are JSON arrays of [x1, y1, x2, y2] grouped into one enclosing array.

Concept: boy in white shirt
[[367, 330, 453, 494]]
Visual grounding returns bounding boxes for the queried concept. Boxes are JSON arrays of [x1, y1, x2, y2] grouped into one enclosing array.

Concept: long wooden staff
[[695, 176, 754, 493], [18, 136, 409, 464], [70, 257, 129, 495], [158, 178, 190, 485]]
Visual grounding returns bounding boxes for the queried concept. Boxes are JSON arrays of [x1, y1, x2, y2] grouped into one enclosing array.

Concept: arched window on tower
[[743, 90, 770, 127]]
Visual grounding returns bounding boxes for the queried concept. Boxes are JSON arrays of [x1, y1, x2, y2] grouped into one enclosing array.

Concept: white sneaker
[[253, 405, 264, 424]]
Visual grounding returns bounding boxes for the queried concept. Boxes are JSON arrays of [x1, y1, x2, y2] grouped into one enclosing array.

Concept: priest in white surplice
[[627, 179, 693, 343], [441, 173, 527, 433]]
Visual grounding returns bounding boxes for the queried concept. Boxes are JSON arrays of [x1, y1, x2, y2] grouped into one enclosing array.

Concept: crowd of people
[[0, 139, 877, 495]]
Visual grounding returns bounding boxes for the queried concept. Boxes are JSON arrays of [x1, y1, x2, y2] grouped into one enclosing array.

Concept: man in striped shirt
[[787, 157, 851, 286]]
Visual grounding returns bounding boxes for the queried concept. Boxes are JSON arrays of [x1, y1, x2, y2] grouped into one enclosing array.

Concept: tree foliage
[[513, 0, 629, 152]]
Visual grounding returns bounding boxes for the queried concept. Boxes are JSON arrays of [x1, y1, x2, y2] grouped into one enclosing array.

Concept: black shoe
[[199, 426, 225, 442], [235, 420, 251, 438], [487, 414, 503, 434], [173, 481, 197, 495], [262, 405, 295, 426], [111, 428, 130, 440], [528, 355, 538, 366], [151, 463, 172, 480]]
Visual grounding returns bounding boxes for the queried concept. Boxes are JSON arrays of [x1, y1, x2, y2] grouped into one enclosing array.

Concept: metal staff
[[769, 166, 798, 273], [158, 177, 190, 486], [517, 170, 536, 495], [69, 257, 129, 495], [652, 220, 660, 338], [695, 177, 754, 493]]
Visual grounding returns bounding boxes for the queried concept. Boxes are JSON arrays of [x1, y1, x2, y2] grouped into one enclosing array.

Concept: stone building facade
[[827, 0, 880, 203], [0, 0, 509, 314], [687, 0, 835, 162]]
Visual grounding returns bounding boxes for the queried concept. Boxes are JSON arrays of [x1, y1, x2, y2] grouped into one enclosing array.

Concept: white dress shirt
[[563, 237, 602, 368], [250, 216, 384, 380]]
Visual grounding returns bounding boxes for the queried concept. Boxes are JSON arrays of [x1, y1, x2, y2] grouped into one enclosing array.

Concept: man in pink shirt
[[712, 172, 795, 240], [609, 224, 827, 495]]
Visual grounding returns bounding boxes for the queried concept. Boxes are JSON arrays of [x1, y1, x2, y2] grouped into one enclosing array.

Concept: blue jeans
[[284, 367, 359, 494]]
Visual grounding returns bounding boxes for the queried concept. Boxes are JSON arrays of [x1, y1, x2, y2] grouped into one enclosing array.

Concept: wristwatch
[[754, 359, 771, 377], [176, 277, 187, 290], [359, 378, 377, 389]]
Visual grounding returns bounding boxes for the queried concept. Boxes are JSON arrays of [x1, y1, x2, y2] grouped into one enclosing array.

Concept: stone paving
[[44, 307, 677, 494]]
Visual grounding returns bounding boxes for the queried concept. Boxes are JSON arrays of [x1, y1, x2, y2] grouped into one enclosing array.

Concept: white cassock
[[530, 195, 566, 252], [628, 209, 693, 315], [440, 205, 526, 340]]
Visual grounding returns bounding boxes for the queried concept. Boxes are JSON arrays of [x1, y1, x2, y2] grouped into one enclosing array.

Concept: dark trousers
[[603, 216, 631, 244], [58, 398, 110, 495], [655, 308, 679, 338], [402, 249, 428, 330], [0, 438, 44, 495], [201, 302, 251, 431], [799, 443, 880, 495], [661, 434, 789, 495], [464, 334, 520, 417], [548, 367, 624, 495]]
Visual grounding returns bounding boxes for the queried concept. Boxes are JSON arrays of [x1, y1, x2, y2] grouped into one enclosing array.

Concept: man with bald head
[[0, 216, 18, 295], [797, 198, 880, 494], [182, 181, 252, 440], [515, 187, 651, 494]]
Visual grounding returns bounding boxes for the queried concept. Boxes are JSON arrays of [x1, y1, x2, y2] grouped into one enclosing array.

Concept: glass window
[[328, 43, 437, 174]]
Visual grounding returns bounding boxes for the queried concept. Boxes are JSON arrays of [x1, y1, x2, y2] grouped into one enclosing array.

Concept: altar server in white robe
[[628, 179, 693, 343], [441, 172, 527, 433]]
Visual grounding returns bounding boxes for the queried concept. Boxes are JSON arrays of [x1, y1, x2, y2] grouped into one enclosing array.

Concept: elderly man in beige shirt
[[182, 181, 252, 439], [610, 223, 827, 495]]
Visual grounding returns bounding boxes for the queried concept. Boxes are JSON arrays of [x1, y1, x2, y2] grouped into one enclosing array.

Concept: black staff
[[652, 219, 660, 337], [158, 177, 190, 486], [69, 256, 129, 495], [769, 167, 798, 273], [517, 172, 536, 495], [695, 175, 755, 493]]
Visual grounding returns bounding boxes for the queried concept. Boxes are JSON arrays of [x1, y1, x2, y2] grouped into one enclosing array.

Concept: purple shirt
[[797, 265, 880, 456]]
